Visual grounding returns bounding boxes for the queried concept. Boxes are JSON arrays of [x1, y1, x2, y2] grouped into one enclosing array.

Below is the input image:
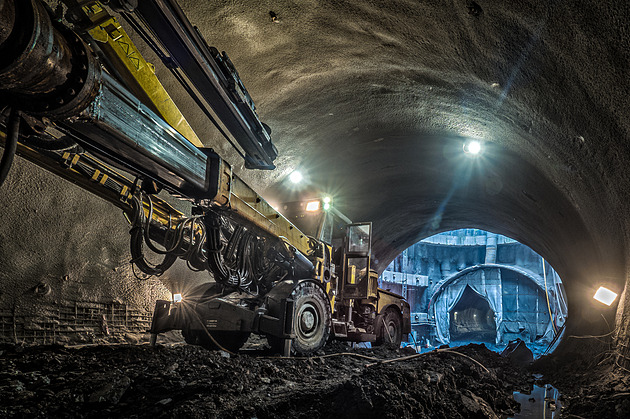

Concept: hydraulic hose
[[0, 108, 20, 188], [130, 225, 177, 276], [128, 196, 177, 276]]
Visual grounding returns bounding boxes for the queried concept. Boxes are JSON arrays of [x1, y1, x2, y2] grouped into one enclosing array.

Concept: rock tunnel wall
[[0, 158, 210, 344]]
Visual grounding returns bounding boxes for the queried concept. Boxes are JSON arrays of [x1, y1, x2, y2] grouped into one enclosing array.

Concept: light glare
[[464, 140, 482, 155], [289, 171, 303, 184], [173, 293, 183, 303], [323, 196, 332, 204], [593, 286, 617, 306], [305, 200, 320, 212]]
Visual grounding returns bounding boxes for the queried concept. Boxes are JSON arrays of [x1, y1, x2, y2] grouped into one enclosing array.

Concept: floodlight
[[305, 200, 320, 212], [593, 286, 617, 306], [289, 170, 303, 184], [463, 140, 482, 155]]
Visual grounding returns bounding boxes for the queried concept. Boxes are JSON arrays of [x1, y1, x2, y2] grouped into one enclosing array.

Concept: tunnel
[[379, 228, 568, 357], [449, 285, 497, 343], [0, 0, 625, 352], [1, 0, 629, 417]]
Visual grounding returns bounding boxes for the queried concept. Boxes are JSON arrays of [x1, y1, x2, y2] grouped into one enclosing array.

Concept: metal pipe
[[0, 0, 214, 198], [485, 233, 498, 264], [0, 0, 73, 95], [0, 108, 20, 187], [0, 0, 100, 118]]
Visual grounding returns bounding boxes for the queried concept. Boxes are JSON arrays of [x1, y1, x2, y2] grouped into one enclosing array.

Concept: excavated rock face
[[1, 0, 629, 349]]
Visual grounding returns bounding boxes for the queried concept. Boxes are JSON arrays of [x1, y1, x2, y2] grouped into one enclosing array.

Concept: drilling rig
[[0, 0, 410, 355]]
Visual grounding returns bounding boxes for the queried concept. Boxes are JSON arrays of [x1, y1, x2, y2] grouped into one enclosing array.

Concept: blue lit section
[[379, 229, 567, 358]]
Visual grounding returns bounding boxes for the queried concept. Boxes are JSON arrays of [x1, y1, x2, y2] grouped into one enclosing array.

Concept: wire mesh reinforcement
[[0, 302, 152, 344]]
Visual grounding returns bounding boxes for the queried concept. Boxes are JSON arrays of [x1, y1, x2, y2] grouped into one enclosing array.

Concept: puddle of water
[[510, 384, 561, 419]]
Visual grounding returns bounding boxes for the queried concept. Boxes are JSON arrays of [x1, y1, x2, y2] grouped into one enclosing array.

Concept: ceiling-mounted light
[[289, 170, 303, 184], [593, 286, 617, 306], [463, 140, 482, 155], [323, 196, 332, 210]]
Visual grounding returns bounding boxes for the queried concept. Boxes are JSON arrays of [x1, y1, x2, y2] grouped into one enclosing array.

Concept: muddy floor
[[533, 344, 630, 419], [6, 336, 628, 419], [0, 338, 543, 419]]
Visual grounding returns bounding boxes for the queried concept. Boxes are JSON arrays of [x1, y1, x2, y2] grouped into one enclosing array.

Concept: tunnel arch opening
[[449, 284, 496, 342], [378, 228, 567, 358]]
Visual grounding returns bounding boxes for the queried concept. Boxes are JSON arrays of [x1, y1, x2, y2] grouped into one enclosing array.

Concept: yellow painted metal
[[220, 172, 315, 257], [347, 265, 357, 285], [3, 1, 325, 286], [3, 126, 315, 275], [64, 1, 203, 147], [325, 281, 335, 313], [57, 2, 318, 261], [367, 270, 378, 299], [376, 288, 405, 315], [1, 130, 186, 232]]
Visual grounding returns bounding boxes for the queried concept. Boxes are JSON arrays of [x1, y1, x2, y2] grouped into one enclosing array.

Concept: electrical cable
[[203, 212, 279, 294], [542, 257, 557, 335], [0, 108, 21, 188], [568, 329, 618, 339], [190, 304, 235, 355]]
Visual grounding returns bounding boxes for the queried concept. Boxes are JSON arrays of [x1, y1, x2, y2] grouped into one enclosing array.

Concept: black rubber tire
[[198, 330, 251, 353], [374, 308, 403, 347], [182, 328, 198, 345], [268, 281, 332, 355]]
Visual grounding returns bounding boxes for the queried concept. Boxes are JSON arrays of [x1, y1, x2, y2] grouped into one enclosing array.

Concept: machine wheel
[[269, 281, 332, 355], [198, 330, 251, 353], [374, 308, 403, 346]]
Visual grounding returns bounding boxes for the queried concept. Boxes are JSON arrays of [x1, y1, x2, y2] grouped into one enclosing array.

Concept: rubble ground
[[533, 344, 630, 419], [1, 340, 542, 418]]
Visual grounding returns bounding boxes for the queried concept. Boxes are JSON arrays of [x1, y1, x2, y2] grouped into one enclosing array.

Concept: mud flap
[[149, 300, 175, 346], [149, 300, 174, 334]]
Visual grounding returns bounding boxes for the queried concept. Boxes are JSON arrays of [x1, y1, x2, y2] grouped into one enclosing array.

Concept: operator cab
[[278, 198, 344, 244]]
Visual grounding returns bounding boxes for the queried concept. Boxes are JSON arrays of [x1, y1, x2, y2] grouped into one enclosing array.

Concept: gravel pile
[[0, 341, 533, 418]]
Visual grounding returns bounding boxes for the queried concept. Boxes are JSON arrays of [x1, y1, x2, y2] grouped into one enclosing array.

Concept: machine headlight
[[305, 200, 320, 212]]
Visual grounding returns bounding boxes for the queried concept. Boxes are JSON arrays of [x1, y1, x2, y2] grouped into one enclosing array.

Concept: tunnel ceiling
[[165, 0, 629, 288], [2, 0, 629, 334]]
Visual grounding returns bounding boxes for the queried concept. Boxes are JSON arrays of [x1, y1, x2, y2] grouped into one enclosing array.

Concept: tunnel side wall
[[0, 158, 209, 344]]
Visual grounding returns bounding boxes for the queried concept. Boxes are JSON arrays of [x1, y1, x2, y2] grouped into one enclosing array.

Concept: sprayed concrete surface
[[0, 1, 629, 355]]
